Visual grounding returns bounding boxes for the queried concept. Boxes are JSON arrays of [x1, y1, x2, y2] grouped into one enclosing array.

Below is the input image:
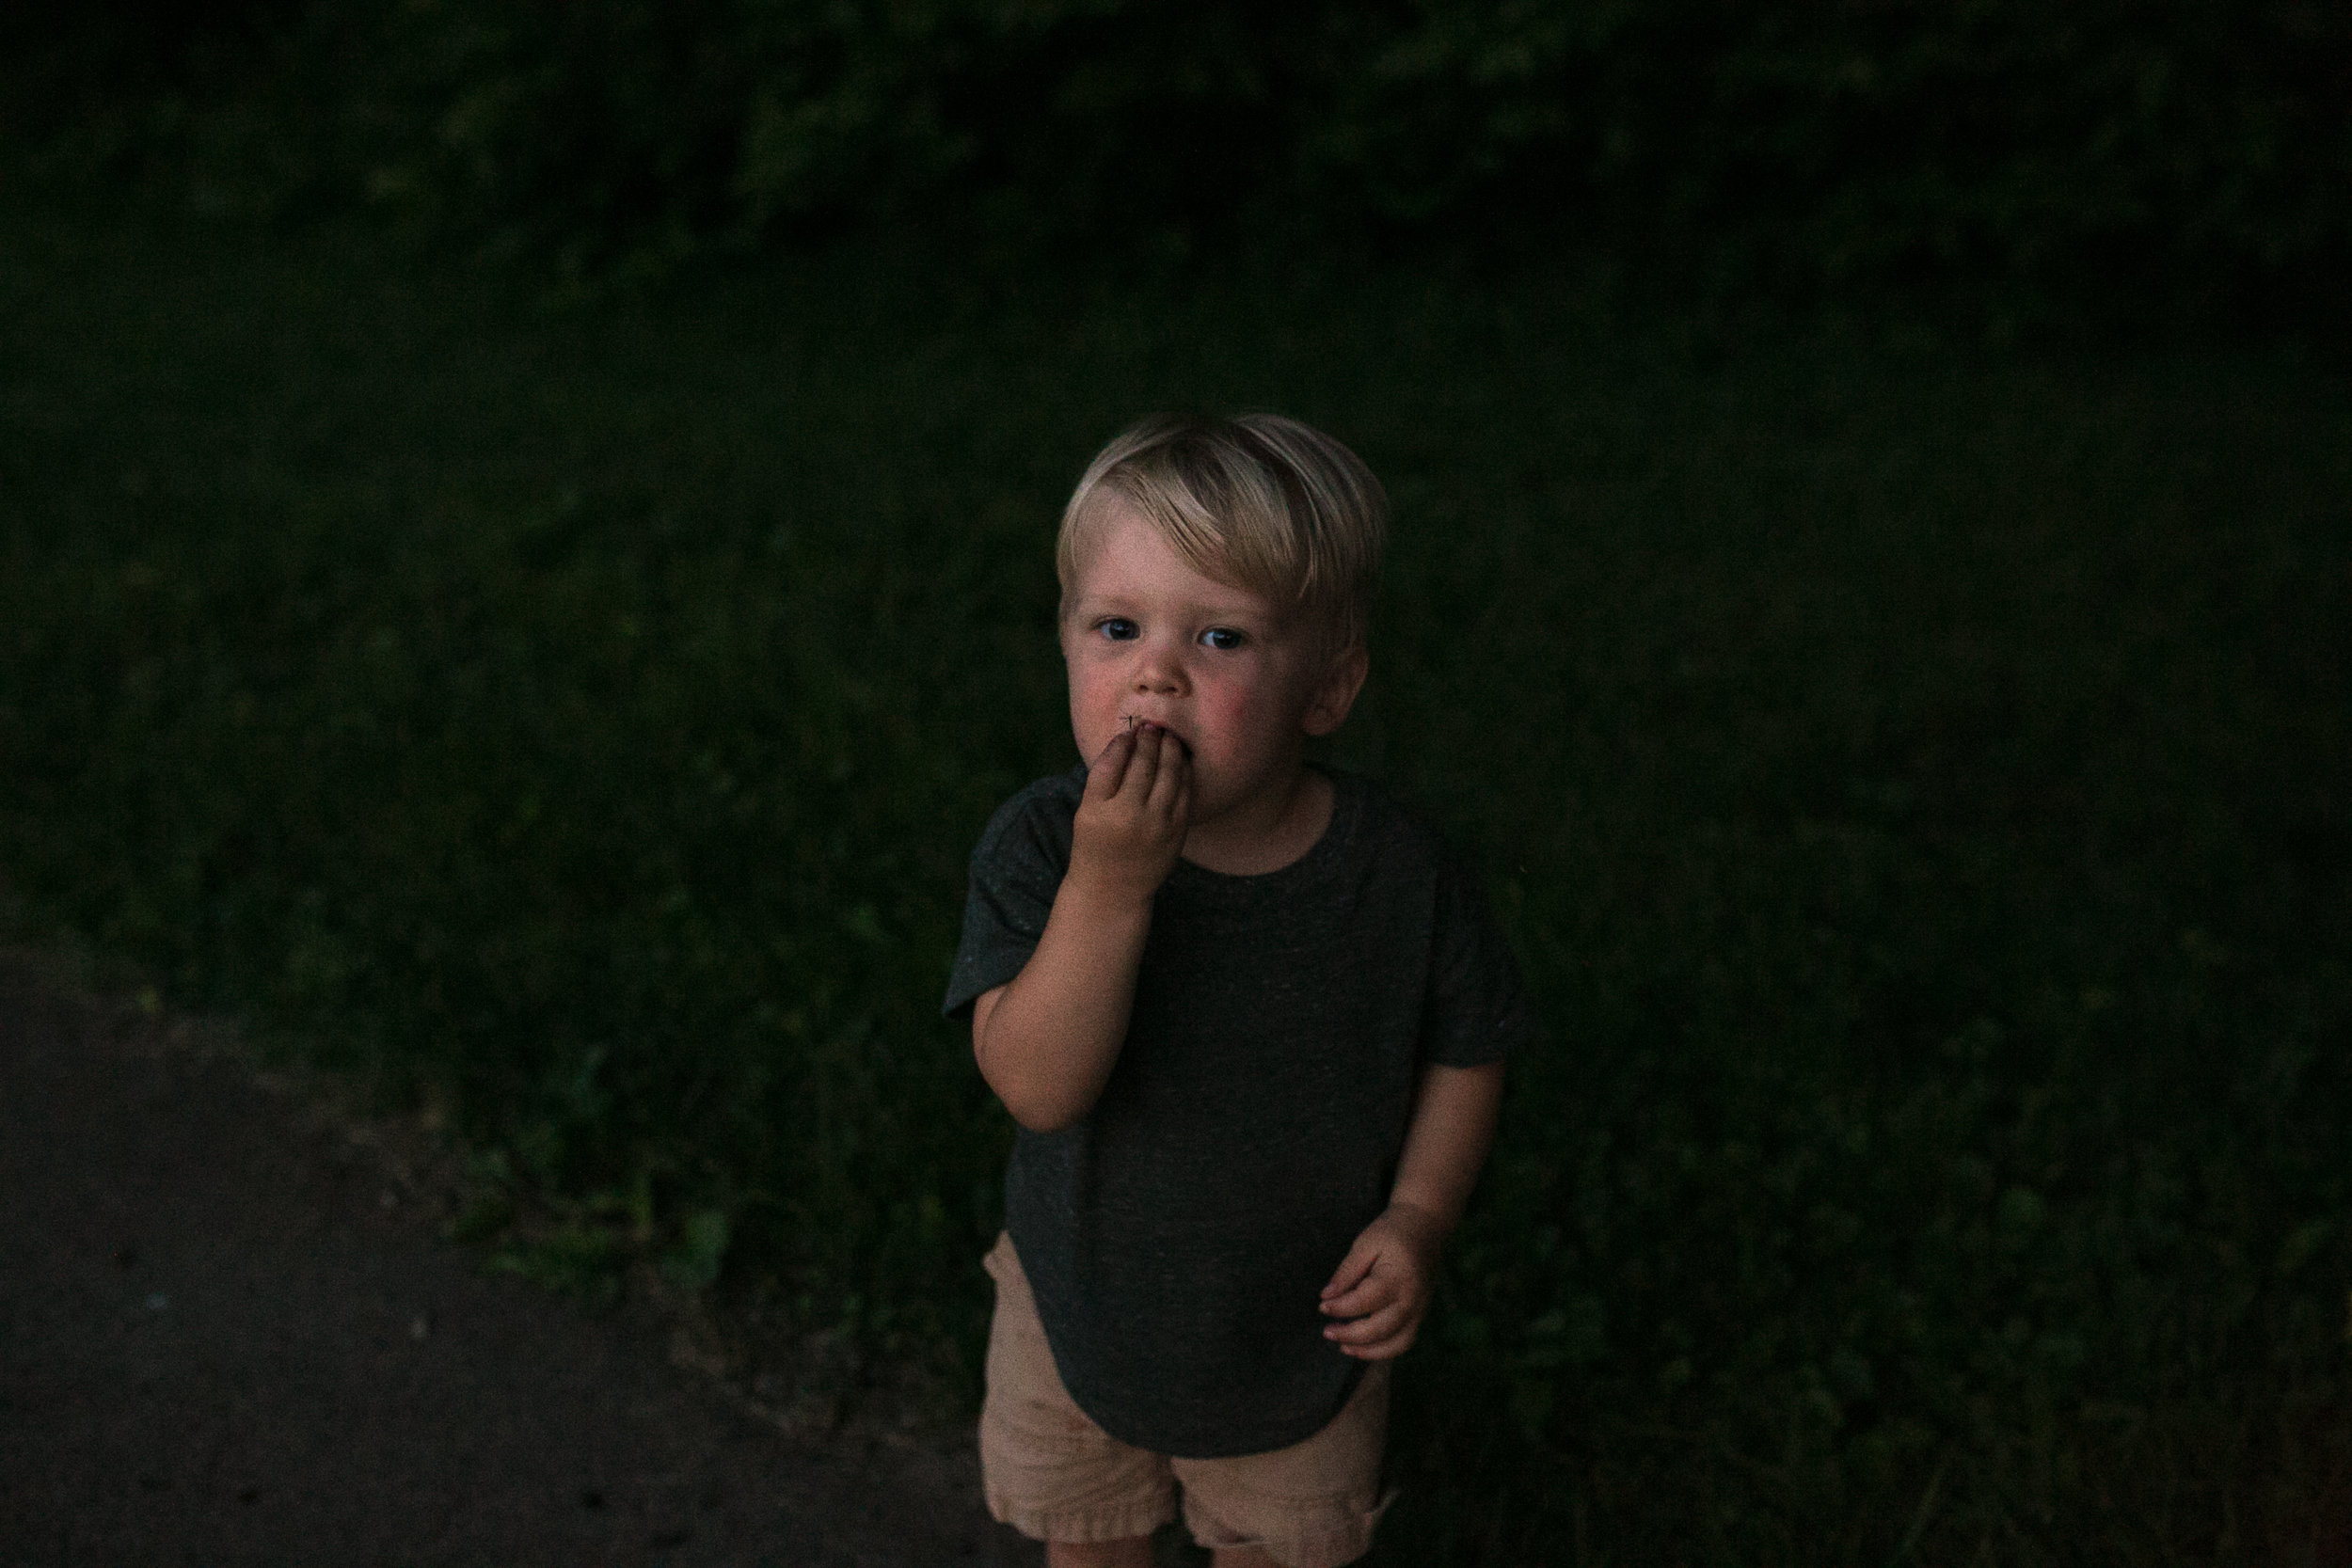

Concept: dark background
[[3, 6, 2349, 1564], [8, 0, 2350, 332]]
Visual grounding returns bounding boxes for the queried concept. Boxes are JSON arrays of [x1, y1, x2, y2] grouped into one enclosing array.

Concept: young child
[[943, 414, 1535, 1568]]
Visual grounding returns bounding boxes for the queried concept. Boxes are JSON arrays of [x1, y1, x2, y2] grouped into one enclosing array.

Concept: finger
[[1125, 723, 1165, 796], [1324, 1301, 1412, 1347], [1087, 728, 1136, 797], [1333, 1303, 1423, 1358], [1321, 1238, 1379, 1302], [1339, 1321, 1421, 1360], [1320, 1273, 1398, 1320], [1147, 731, 1189, 818]]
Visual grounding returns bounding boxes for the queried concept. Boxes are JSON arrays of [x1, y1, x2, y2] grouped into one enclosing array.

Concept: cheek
[[1078, 659, 1127, 706], [1065, 650, 1124, 739], [1189, 676, 1279, 755]]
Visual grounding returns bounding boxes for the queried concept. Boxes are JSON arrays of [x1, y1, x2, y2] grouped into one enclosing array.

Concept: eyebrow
[[1073, 590, 1273, 626]]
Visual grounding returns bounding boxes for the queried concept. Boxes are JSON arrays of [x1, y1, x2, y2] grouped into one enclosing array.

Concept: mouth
[[1120, 713, 1189, 752]]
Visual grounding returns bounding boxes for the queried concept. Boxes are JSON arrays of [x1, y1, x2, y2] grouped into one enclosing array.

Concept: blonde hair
[[1057, 413, 1387, 658]]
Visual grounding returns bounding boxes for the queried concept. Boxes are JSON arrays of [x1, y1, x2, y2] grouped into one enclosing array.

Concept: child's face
[[1062, 501, 1357, 836]]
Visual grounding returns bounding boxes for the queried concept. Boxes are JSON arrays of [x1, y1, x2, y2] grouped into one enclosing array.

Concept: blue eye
[[1099, 617, 1139, 641], [1201, 627, 1246, 651]]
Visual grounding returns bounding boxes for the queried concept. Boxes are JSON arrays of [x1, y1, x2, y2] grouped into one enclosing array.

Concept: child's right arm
[[972, 723, 1190, 1132]]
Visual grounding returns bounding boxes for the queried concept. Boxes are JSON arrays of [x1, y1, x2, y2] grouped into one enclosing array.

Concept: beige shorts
[[978, 1232, 1392, 1568]]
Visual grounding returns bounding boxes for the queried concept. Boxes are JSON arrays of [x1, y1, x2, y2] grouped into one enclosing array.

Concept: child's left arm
[[1319, 1059, 1506, 1359]]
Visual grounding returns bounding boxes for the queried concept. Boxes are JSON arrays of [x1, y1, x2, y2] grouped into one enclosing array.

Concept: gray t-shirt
[[944, 765, 1536, 1457]]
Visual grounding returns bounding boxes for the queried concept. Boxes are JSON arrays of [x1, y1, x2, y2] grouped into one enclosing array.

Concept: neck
[[1180, 763, 1334, 877]]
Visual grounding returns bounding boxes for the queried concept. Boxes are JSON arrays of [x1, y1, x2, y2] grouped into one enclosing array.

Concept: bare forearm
[[975, 722, 1192, 1132], [1388, 1060, 1505, 1236], [1321, 1059, 1507, 1361], [973, 878, 1152, 1132]]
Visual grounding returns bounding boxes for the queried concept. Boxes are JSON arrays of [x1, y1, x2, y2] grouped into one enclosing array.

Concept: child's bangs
[[1057, 414, 1384, 656], [1076, 460, 1303, 606]]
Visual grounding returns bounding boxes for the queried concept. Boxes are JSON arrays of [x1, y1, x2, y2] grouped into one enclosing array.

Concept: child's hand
[[1068, 721, 1191, 906], [1318, 1201, 1447, 1360]]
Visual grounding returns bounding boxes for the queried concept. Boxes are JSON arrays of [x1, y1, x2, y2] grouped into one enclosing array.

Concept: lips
[[1119, 714, 1190, 752]]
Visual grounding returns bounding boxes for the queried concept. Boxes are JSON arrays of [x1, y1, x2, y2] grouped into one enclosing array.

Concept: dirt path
[[0, 955, 1041, 1567]]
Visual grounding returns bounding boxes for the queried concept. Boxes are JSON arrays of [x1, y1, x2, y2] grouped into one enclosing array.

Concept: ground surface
[[0, 954, 1044, 1567]]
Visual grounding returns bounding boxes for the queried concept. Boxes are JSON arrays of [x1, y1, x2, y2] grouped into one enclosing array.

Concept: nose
[[1132, 635, 1187, 694]]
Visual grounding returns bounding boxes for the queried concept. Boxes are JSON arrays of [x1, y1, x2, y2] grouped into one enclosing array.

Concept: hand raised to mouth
[[1072, 720, 1191, 906]]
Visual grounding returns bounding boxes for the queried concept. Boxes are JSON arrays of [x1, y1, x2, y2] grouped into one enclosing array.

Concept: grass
[[2, 201, 2347, 1563]]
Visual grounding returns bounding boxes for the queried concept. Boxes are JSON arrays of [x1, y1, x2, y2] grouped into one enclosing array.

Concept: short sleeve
[[941, 772, 1082, 1019], [1418, 848, 1541, 1068]]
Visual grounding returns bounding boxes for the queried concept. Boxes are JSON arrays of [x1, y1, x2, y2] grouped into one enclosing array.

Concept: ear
[[1302, 644, 1370, 738]]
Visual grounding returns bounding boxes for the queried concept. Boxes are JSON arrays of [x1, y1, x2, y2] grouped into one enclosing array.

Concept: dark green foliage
[[3, 208, 2348, 1560], [10, 1, 2349, 329]]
